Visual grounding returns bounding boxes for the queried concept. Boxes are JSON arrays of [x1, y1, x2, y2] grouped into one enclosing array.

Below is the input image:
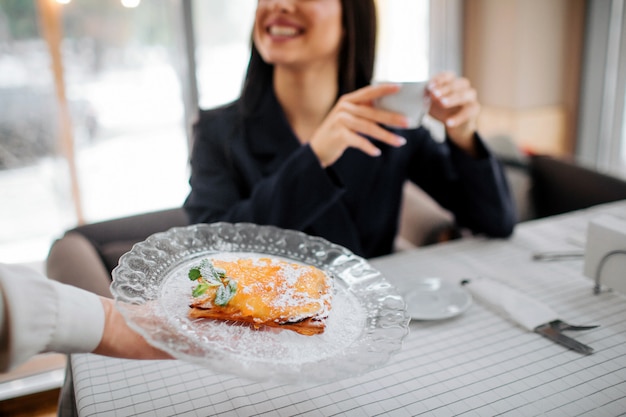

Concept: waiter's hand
[[94, 297, 172, 360]]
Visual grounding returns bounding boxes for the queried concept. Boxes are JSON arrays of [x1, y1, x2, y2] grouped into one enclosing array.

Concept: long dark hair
[[239, 0, 377, 117]]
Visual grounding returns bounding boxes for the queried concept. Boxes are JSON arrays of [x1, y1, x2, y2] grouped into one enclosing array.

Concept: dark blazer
[[184, 89, 515, 258]]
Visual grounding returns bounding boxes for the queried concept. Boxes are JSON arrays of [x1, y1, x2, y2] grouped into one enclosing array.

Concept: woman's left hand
[[427, 72, 481, 156]]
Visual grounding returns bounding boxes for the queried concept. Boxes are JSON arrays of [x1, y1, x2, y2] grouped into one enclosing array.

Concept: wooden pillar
[[36, 0, 84, 224]]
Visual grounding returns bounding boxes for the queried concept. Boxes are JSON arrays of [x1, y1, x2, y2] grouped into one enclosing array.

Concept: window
[[374, 0, 430, 82], [0, 1, 70, 263], [192, 0, 256, 109], [0, 0, 189, 263]]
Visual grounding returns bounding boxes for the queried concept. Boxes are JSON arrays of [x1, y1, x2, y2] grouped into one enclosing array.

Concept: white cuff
[[47, 282, 105, 354]]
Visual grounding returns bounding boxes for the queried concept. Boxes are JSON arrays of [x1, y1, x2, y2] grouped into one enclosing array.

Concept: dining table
[[64, 200, 626, 416]]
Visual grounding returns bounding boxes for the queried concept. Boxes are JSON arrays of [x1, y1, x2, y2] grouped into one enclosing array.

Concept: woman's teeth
[[269, 26, 298, 36]]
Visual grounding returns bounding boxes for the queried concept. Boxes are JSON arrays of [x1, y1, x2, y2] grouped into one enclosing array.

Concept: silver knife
[[461, 277, 597, 355]]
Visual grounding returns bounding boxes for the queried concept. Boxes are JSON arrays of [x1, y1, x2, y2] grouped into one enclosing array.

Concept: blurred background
[[0, 0, 625, 267]]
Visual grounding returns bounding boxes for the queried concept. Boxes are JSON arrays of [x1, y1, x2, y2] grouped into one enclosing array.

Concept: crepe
[[188, 257, 333, 335]]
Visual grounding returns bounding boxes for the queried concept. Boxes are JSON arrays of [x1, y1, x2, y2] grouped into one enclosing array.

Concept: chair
[[395, 182, 456, 250], [397, 153, 626, 247], [529, 155, 626, 218], [46, 208, 188, 297]]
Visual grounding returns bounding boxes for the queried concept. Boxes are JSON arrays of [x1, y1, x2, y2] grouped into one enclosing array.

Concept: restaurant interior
[[1, 0, 626, 415]]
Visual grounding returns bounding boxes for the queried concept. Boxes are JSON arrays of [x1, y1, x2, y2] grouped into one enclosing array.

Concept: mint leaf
[[192, 282, 210, 297], [214, 279, 237, 306], [189, 259, 237, 305], [199, 260, 224, 285], [188, 268, 201, 281]]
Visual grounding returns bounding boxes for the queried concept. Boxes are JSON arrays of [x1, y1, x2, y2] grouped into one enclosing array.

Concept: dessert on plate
[[188, 256, 333, 335]]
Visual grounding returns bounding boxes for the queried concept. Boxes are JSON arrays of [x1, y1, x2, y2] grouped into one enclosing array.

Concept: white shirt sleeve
[[0, 263, 105, 371]]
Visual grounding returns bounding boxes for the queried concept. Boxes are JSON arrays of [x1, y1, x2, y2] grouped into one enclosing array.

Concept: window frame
[[429, 0, 463, 76]]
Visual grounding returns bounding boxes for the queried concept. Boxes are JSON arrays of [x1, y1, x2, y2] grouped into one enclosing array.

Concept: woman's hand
[[427, 72, 481, 155], [309, 83, 409, 168]]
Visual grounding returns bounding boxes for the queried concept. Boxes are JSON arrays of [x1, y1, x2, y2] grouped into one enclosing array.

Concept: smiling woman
[[184, 0, 515, 259]]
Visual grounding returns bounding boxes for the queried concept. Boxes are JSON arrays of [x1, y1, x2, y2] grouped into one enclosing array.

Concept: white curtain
[[577, 0, 626, 178]]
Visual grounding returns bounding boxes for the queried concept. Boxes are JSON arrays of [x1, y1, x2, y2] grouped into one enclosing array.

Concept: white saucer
[[404, 277, 472, 320]]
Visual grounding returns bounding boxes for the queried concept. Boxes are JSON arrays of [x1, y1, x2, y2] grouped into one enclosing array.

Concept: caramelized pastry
[[188, 257, 332, 335]]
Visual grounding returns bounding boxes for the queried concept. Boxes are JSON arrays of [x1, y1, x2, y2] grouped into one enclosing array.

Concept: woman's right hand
[[309, 83, 410, 168]]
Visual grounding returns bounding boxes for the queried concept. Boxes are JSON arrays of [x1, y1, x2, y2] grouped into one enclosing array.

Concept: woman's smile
[[265, 18, 303, 39], [254, 0, 343, 68]]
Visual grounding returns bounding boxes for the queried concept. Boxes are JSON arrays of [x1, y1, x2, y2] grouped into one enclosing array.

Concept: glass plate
[[111, 223, 410, 383]]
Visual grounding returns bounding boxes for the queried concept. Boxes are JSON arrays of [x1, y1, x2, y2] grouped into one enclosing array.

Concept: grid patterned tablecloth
[[71, 201, 626, 416]]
